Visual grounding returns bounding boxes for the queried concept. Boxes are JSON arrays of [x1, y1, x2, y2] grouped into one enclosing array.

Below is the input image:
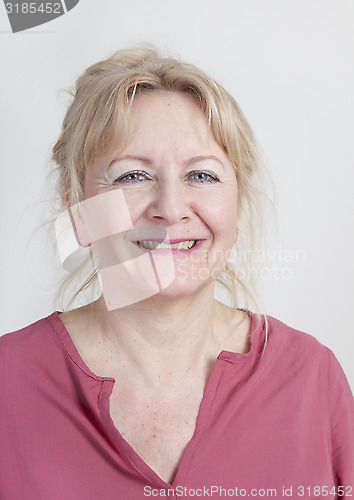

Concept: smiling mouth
[[137, 240, 198, 250]]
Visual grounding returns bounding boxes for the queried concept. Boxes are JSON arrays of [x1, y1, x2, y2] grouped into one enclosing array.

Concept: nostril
[[146, 194, 192, 224]]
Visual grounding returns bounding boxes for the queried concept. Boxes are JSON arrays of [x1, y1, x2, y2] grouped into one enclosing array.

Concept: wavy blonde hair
[[52, 46, 274, 315]]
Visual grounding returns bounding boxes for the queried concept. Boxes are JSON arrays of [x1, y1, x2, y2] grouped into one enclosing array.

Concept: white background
[[0, 0, 353, 389]]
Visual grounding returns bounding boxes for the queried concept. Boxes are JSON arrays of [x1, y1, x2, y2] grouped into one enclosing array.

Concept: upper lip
[[139, 238, 199, 243], [132, 238, 203, 244], [125, 228, 206, 244]]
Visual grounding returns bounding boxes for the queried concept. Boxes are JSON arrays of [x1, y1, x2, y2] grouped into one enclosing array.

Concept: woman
[[1, 47, 353, 499]]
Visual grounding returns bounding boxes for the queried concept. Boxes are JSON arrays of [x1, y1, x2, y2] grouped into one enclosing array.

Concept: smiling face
[[84, 91, 238, 300]]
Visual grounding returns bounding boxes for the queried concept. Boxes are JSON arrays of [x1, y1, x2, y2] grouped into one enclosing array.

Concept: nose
[[146, 179, 192, 224]]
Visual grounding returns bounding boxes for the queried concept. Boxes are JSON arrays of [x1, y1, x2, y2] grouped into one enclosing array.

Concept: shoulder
[[266, 314, 328, 357], [266, 314, 354, 479], [262, 314, 349, 382], [264, 314, 352, 393], [1, 314, 56, 346], [0, 313, 60, 368]]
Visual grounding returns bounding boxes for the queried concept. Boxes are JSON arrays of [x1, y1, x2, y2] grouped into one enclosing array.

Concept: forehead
[[125, 91, 221, 156]]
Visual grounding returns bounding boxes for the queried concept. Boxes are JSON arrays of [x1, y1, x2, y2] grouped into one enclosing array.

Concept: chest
[[108, 382, 335, 490], [109, 383, 203, 484]]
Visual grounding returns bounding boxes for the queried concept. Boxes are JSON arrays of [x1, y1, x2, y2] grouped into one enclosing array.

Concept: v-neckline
[[98, 356, 228, 487], [48, 309, 262, 489]]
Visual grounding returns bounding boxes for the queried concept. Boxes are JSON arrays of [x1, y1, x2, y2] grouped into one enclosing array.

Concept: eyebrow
[[110, 154, 224, 169], [186, 155, 225, 169], [109, 155, 152, 168]]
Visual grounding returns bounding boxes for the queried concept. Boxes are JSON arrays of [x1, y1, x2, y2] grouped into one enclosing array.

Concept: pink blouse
[[1, 312, 353, 499]]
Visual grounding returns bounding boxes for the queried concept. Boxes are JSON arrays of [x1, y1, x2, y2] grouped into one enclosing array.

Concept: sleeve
[[326, 348, 354, 496]]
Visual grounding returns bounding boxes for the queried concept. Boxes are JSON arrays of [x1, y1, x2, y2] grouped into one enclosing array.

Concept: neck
[[83, 284, 227, 383]]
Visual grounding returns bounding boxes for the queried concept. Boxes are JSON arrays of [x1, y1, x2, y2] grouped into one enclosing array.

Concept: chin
[[154, 275, 214, 300]]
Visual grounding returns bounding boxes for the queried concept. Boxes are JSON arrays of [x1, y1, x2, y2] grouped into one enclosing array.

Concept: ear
[[234, 227, 239, 244], [69, 203, 92, 247]]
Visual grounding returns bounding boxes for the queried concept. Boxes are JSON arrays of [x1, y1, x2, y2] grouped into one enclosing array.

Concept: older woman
[[1, 48, 353, 499]]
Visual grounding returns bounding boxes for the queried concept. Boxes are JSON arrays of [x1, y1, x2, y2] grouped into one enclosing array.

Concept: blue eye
[[187, 170, 220, 184], [114, 169, 220, 186], [115, 170, 151, 184]]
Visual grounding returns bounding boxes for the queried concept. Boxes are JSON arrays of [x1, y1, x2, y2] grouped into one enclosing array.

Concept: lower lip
[[135, 240, 204, 254]]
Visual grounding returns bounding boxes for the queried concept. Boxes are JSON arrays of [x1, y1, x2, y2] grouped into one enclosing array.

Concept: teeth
[[138, 240, 197, 250]]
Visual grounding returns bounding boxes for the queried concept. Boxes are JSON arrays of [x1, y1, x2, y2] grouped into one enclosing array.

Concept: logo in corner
[[4, 0, 80, 33]]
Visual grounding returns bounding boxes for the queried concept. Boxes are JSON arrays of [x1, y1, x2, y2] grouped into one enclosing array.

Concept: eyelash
[[115, 170, 150, 184], [187, 170, 220, 184], [114, 170, 220, 185]]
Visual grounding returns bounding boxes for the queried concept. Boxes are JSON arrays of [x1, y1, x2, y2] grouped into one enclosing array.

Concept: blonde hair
[[52, 46, 274, 316]]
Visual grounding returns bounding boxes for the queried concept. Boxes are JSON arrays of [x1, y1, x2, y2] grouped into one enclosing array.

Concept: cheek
[[208, 192, 238, 240], [121, 190, 151, 223]]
